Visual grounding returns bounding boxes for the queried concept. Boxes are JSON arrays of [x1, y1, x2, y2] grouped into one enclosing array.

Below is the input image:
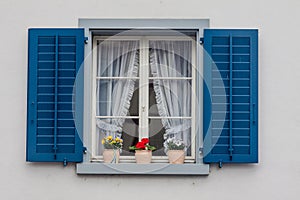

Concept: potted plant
[[165, 138, 186, 164], [129, 138, 156, 164], [102, 136, 123, 163]]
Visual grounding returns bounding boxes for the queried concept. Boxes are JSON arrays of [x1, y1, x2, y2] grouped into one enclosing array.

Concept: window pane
[[149, 119, 192, 156], [149, 119, 165, 156], [97, 40, 139, 77], [149, 40, 192, 78], [148, 80, 192, 117], [96, 80, 139, 117], [120, 118, 139, 156], [96, 118, 139, 156]]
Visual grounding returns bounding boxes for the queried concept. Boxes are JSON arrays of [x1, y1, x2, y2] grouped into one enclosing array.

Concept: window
[[26, 19, 258, 175], [91, 35, 196, 163]]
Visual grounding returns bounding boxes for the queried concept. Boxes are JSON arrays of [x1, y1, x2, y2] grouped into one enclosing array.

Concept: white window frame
[[91, 35, 196, 163], [77, 19, 210, 175]]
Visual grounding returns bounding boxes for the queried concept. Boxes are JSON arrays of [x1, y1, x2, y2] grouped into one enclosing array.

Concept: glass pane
[[97, 40, 140, 77], [120, 118, 139, 156], [96, 80, 139, 117], [148, 80, 192, 117], [149, 119, 192, 156], [149, 40, 192, 78], [96, 118, 139, 156], [149, 119, 165, 156]]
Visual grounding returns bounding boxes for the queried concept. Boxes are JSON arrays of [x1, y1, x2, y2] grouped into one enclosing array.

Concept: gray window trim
[[77, 163, 209, 175], [77, 18, 210, 175], [79, 18, 209, 30]]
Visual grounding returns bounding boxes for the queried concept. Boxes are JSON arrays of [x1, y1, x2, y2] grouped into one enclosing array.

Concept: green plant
[[129, 138, 156, 151], [165, 138, 186, 150], [102, 136, 123, 149]]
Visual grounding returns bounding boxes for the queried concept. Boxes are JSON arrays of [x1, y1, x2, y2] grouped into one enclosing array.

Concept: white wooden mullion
[[92, 156, 195, 163], [139, 37, 149, 139], [96, 76, 140, 80], [144, 38, 150, 139], [96, 116, 139, 119], [91, 38, 98, 158], [191, 40, 196, 160], [96, 77, 192, 80], [148, 116, 192, 119], [149, 77, 192, 80]]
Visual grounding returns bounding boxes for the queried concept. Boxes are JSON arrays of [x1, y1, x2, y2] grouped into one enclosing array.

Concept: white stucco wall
[[0, 0, 299, 199]]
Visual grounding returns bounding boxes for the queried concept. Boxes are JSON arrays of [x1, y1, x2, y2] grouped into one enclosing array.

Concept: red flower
[[136, 142, 146, 149], [141, 138, 149, 144]]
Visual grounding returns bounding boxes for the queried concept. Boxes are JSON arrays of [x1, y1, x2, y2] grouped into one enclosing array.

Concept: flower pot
[[167, 150, 185, 164], [135, 150, 152, 164], [103, 149, 120, 163]]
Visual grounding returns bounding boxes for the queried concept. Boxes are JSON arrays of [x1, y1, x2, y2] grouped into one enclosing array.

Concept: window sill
[[76, 163, 209, 175]]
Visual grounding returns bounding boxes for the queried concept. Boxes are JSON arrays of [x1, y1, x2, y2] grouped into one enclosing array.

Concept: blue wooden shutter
[[203, 29, 258, 165], [27, 28, 84, 163]]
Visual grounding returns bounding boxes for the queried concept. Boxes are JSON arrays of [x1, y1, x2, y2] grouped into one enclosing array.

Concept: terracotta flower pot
[[103, 149, 120, 163], [168, 150, 185, 164], [135, 150, 152, 164]]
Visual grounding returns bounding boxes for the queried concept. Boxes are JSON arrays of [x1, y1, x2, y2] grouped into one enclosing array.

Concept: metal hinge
[[53, 146, 58, 160], [63, 158, 68, 167], [199, 147, 204, 155], [218, 160, 223, 168], [200, 37, 204, 45], [83, 146, 87, 154], [84, 37, 88, 44], [228, 147, 234, 160]]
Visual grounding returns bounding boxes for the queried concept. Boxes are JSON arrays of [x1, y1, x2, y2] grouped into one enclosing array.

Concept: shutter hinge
[[83, 146, 87, 154], [228, 148, 234, 160], [53, 146, 58, 160], [199, 147, 203, 155], [200, 37, 204, 45], [218, 160, 223, 168], [84, 37, 88, 44], [63, 158, 68, 167]]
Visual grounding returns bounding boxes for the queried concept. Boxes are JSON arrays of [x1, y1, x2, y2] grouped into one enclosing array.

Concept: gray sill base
[[76, 163, 209, 175]]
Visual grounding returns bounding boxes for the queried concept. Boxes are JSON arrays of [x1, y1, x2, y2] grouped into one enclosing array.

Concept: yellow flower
[[120, 139, 123, 143], [116, 137, 120, 142], [101, 139, 105, 144], [107, 136, 113, 140], [110, 140, 116, 145]]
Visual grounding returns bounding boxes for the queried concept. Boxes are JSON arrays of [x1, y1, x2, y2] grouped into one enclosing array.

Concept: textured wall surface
[[0, 0, 299, 199]]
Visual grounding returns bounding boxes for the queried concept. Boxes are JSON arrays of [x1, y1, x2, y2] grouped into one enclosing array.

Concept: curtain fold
[[149, 40, 192, 151], [96, 40, 139, 139]]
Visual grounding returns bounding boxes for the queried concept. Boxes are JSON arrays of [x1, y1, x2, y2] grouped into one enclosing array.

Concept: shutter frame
[[203, 29, 258, 164], [27, 28, 84, 163]]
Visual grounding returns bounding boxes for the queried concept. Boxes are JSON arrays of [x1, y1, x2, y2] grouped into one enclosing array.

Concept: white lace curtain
[[96, 40, 139, 138], [149, 40, 192, 148]]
